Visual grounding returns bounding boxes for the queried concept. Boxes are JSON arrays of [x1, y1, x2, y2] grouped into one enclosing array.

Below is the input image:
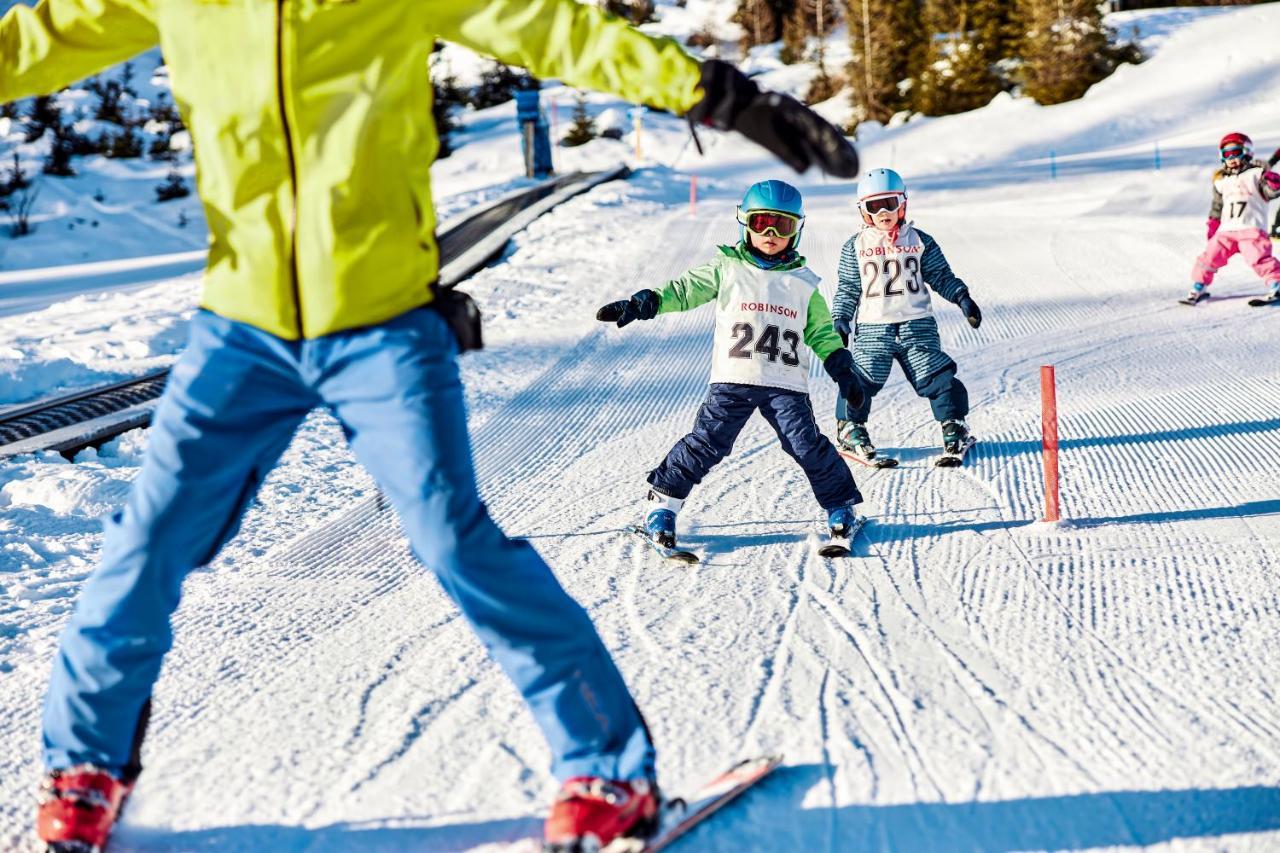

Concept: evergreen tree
[[845, 0, 922, 125], [44, 122, 79, 177], [1016, 0, 1113, 105], [102, 126, 144, 158], [25, 95, 60, 142], [603, 0, 656, 25], [155, 168, 190, 202], [561, 93, 596, 147], [913, 0, 1007, 115], [734, 0, 783, 51], [432, 69, 463, 159], [472, 61, 533, 110]]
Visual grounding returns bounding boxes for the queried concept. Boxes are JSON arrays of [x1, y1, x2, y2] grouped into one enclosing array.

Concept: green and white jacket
[[656, 244, 844, 394]]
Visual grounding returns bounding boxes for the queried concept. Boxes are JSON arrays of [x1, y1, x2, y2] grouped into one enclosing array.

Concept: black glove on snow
[[958, 294, 982, 329], [596, 289, 660, 328], [822, 348, 865, 410], [832, 317, 852, 347], [687, 59, 860, 178]]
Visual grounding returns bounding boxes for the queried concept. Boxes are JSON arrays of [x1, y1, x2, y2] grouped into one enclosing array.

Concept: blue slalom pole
[[1154, 141, 1162, 171], [1050, 150, 1057, 180]]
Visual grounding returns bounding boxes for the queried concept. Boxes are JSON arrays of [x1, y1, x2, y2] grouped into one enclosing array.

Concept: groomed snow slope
[[3, 5, 1280, 851]]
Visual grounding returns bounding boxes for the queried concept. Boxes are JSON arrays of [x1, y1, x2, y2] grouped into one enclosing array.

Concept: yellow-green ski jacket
[[0, 0, 703, 338]]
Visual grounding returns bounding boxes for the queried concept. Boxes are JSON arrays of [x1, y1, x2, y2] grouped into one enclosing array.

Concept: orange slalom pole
[[690, 175, 697, 218], [1041, 365, 1061, 522]]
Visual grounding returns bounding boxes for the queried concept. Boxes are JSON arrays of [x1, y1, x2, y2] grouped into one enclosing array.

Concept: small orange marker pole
[[690, 175, 697, 218], [1041, 365, 1061, 522]]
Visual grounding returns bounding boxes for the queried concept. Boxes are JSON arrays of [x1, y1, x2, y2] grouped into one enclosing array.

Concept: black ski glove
[[832, 317, 852, 347], [687, 59, 860, 178], [596, 289, 660, 328], [822, 348, 864, 410], [958, 294, 982, 329]]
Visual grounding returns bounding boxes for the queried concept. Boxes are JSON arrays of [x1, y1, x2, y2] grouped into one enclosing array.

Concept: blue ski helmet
[[856, 168, 908, 225], [736, 179, 805, 249]]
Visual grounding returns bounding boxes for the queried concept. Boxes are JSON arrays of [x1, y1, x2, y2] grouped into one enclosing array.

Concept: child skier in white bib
[[831, 168, 982, 463], [1184, 132, 1280, 305], [596, 180, 866, 551]]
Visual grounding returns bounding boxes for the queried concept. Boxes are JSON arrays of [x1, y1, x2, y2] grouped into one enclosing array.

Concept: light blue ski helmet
[[856, 168, 907, 225], [736, 179, 805, 249]]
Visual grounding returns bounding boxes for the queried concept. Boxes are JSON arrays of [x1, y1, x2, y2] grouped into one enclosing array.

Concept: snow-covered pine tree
[[44, 122, 77, 177], [562, 93, 596, 147], [844, 0, 922, 125], [155, 168, 190, 202], [913, 0, 1008, 115], [1016, 0, 1114, 105], [734, 0, 782, 51]]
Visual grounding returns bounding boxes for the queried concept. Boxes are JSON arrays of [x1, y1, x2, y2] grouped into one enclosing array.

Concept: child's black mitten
[[823, 348, 865, 410], [832, 317, 852, 346], [596, 290, 660, 328], [958, 294, 982, 329]]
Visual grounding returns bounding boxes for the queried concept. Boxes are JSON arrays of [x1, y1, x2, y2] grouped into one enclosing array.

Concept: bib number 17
[[729, 322, 801, 366]]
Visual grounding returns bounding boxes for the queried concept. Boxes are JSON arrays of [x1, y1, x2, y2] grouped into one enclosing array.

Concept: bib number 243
[[729, 322, 800, 365]]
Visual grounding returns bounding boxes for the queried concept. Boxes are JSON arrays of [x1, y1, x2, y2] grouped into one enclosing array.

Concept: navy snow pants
[[649, 383, 861, 512], [835, 318, 969, 423]]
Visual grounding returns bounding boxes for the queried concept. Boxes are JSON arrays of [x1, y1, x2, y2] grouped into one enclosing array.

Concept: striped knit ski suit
[[831, 225, 971, 424]]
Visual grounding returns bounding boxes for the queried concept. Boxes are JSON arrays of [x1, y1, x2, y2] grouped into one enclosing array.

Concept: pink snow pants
[[1192, 228, 1280, 286]]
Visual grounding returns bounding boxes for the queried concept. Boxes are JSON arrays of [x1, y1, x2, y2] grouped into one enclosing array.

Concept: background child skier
[[596, 180, 867, 551], [1184, 132, 1280, 305], [831, 168, 983, 465]]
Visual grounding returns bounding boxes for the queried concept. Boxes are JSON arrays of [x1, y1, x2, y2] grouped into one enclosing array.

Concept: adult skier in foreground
[[1183, 132, 1280, 306], [831, 169, 983, 467], [0, 0, 860, 850], [597, 180, 868, 559]]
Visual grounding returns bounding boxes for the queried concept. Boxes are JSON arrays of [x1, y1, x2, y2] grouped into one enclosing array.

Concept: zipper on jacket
[[276, 0, 303, 337]]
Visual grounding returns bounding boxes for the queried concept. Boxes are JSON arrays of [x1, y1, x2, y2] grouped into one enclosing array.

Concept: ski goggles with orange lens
[[738, 209, 802, 238], [860, 194, 903, 215]]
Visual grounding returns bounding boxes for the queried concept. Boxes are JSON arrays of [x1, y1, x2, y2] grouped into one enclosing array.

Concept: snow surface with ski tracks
[[2, 6, 1280, 851]]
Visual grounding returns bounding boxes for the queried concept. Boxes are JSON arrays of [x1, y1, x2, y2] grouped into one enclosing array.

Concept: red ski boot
[[36, 766, 133, 852], [543, 777, 659, 852]]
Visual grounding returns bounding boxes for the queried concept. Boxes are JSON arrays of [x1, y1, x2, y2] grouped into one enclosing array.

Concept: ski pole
[[1041, 365, 1061, 522]]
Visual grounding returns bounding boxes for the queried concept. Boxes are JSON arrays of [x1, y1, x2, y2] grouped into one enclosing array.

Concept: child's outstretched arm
[[1260, 164, 1280, 202], [595, 255, 725, 328], [806, 290, 864, 410], [918, 230, 982, 329], [830, 237, 861, 344], [1206, 173, 1224, 239]]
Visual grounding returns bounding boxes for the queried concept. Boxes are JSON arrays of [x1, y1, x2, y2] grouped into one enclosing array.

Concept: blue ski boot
[[645, 509, 677, 549], [644, 489, 683, 549], [827, 505, 860, 541]]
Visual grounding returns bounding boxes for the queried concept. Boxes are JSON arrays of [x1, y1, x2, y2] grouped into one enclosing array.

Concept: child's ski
[[815, 515, 870, 558], [1248, 293, 1280, 307], [935, 436, 977, 468], [625, 525, 699, 564], [639, 755, 783, 852], [837, 448, 899, 469], [1179, 291, 1210, 306]]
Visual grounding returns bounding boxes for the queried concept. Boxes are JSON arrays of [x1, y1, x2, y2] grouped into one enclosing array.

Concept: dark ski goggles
[[860, 194, 903, 215], [739, 209, 802, 238]]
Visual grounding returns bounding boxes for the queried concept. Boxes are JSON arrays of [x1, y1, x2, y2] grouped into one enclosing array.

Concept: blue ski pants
[[43, 307, 654, 782], [648, 383, 861, 512], [835, 318, 969, 423]]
